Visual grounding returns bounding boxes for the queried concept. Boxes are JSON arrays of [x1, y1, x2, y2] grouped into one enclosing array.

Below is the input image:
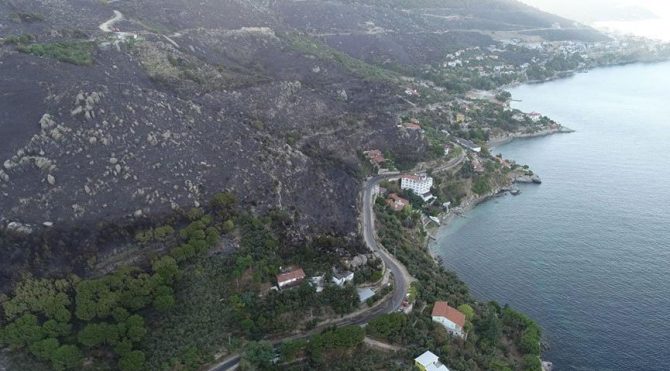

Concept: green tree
[[51, 344, 83, 370], [0, 313, 44, 348], [366, 313, 408, 342], [211, 192, 237, 213], [457, 304, 475, 321], [29, 337, 59, 360], [112, 307, 130, 322], [119, 350, 146, 371], [522, 354, 542, 371], [153, 293, 176, 312], [222, 219, 235, 233], [125, 315, 147, 343], [42, 320, 71, 338], [241, 341, 275, 370], [152, 256, 179, 284], [78, 323, 107, 347], [280, 339, 307, 362], [153, 225, 175, 242]]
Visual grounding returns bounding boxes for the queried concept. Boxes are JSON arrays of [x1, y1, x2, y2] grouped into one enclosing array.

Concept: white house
[[331, 271, 354, 287], [528, 112, 542, 122], [415, 351, 450, 371], [401, 174, 434, 201], [276, 267, 306, 289], [432, 301, 466, 339]]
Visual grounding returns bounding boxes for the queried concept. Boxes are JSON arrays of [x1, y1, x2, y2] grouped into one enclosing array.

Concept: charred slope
[[0, 0, 603, 280]]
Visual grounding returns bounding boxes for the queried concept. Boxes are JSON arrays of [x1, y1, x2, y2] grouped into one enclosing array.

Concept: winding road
[[209, 157, 464, 370], [99, 10, 124, 33]]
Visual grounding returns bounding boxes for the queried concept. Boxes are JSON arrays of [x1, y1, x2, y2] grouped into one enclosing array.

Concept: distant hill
[[0, 0, 605, 281]]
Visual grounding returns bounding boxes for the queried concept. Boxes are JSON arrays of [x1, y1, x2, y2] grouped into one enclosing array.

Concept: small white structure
[[276, 268, 306, 289], [415, 350, 450, 371], [310, 275, 325, 293], [528, 112, 542, 122], [432, 301, 467, 339], [357, 287, 375, 302], [454, 138, 481, 153], [401, 174, 433, 196], [332, 271, 354, 287]]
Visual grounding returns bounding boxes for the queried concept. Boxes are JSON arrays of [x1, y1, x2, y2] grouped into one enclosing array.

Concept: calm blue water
[[432, 62, 670, 370]]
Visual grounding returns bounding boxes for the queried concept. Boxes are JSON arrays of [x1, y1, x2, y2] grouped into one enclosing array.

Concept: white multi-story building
[[401, 174, 434, 199]]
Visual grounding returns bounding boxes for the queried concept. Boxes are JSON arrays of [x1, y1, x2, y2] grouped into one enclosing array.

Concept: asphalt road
[[361, 174, 414, 313], [209, 174, 410, 370], [209, 162, 464, 370]]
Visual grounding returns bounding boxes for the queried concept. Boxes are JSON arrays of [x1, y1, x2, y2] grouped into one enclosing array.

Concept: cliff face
[[0, 0, 601, 280]]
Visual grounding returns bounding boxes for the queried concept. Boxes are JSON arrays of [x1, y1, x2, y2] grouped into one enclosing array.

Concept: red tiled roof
[[365, 150, 385, 165], [432, 301, 466, 328], [386, 193, 409, 211], [277, 268, 305, 284]]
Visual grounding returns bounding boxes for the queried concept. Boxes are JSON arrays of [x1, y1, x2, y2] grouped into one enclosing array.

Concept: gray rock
[[6, 222, 33, 234], [39, 114, 56, 130], [147, 133, 158, 146], [514, 175, 533, 184], [337, 89, 348, 101], [47, 174, 56, 185], [71, 106, 83, 116]]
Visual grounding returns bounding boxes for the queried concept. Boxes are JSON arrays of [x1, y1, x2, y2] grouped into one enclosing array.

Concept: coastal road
[[209, 158, 466, 370], [361, 174, 414, 312], [208, 174, 409, 371]]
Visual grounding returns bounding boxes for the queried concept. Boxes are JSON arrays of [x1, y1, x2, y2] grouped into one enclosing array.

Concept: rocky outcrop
[[514, 174, 542, 184]]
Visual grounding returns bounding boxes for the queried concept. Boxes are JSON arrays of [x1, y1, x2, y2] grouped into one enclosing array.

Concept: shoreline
[[426, 189, 501, 257], [487, 126, 574, 148], [425, 125, 573, 251], [500, 57, 670, 91]]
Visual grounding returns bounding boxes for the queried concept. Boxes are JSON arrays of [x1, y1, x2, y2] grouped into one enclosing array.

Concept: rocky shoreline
[[423, 102, 578, 369], [488, 126, 575, 148]]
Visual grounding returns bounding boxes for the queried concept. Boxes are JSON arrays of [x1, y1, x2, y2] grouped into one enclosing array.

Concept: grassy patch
[[17, 42, 94, 66], [2, 34, 34, 45]]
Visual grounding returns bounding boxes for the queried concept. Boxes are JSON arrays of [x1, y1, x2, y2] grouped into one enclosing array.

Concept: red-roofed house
[[432, 301, 467, 338], [276, 267, 306, 289], [364, 150, 386, 167], [404, 123, 422, 130], [386, 193, 409, 212]]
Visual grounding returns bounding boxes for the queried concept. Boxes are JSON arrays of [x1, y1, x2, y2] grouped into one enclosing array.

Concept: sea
[[431, 61, 670, 370]]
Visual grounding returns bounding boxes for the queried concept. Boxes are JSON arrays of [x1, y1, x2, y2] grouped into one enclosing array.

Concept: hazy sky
[[520, 0, 670, 23], [520, 0, 670, 41]]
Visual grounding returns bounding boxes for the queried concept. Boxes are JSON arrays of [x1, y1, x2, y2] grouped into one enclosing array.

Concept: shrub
[[17, 42, 94, 65]]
